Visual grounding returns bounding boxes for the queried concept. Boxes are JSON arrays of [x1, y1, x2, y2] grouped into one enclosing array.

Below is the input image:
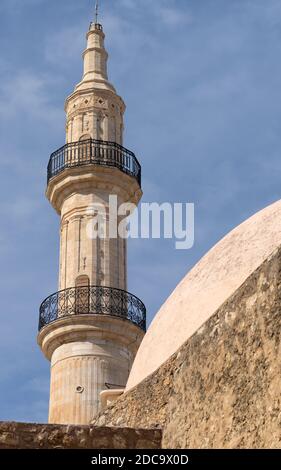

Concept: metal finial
[[95, 0, 99, 24]]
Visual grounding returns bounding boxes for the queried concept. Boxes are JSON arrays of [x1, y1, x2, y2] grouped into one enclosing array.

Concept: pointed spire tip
[[95, 0, 99, 24], [90, 0, 103, 32]]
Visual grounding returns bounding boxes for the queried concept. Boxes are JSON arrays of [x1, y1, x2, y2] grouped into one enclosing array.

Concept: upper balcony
[[47, 139, 142, 187]]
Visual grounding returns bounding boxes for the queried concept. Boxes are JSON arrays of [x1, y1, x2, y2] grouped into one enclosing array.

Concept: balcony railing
[[47, 139, 142, 187], [39, 285, 146, 332]]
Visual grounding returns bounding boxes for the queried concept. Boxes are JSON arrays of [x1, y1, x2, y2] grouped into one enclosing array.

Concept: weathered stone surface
[[92, 246, 281, 448], [0, 422, 161, 449]]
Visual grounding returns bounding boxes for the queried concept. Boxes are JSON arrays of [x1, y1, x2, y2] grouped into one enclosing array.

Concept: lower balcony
[[39, 286, 146, 332]]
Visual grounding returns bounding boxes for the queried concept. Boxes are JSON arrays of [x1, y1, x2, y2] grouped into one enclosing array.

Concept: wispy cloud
[[0, 70, 61, 125], [118, 0, 193, 26], [0, 0, 45, 10], [0, 197, 41, 219], [44, 25, 85, 68], [22, 377, 50, 395], [158, 6, 193, 27]]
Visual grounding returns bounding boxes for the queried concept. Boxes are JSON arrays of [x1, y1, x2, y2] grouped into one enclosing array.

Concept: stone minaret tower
[[37, 14, 146, 425]]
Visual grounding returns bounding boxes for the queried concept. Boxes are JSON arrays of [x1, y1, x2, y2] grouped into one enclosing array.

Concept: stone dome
[[126, 198, 281, 391]]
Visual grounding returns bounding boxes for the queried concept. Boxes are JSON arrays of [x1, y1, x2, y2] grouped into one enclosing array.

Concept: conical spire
[[65, 6, 125, 145], [75, 5, 115, 93]]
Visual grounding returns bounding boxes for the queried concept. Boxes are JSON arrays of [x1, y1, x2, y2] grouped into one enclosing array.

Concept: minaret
[[37, 12, 146, 425]]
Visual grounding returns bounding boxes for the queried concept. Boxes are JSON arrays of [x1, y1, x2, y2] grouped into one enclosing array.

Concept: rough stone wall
[[93, 247, 281, 449], [0, 422, 161, 449]]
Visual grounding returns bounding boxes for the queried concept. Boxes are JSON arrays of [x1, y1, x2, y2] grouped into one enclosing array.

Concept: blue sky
[[1, 0, 281, 422]]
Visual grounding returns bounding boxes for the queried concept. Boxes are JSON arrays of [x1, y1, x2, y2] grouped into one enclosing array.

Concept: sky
[[1, 0, 281, 422]]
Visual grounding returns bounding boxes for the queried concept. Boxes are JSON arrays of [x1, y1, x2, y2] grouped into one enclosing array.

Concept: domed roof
[[126, 199, 281, 391]]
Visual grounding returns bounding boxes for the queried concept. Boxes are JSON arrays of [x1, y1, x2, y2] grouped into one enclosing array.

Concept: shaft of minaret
[[38, 11, 145, 426]]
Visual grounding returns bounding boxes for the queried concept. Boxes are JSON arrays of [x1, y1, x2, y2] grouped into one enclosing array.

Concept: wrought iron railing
[[39, 285, 146, 332], [47, 139, 141, 186]]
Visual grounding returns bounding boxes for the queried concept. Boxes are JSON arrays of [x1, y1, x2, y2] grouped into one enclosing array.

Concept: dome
[[126, 199, 281, 391]]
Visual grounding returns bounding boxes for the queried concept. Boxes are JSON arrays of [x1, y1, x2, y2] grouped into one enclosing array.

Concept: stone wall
[[92, 247, 281, 449], [0, 422, 161, 449]]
